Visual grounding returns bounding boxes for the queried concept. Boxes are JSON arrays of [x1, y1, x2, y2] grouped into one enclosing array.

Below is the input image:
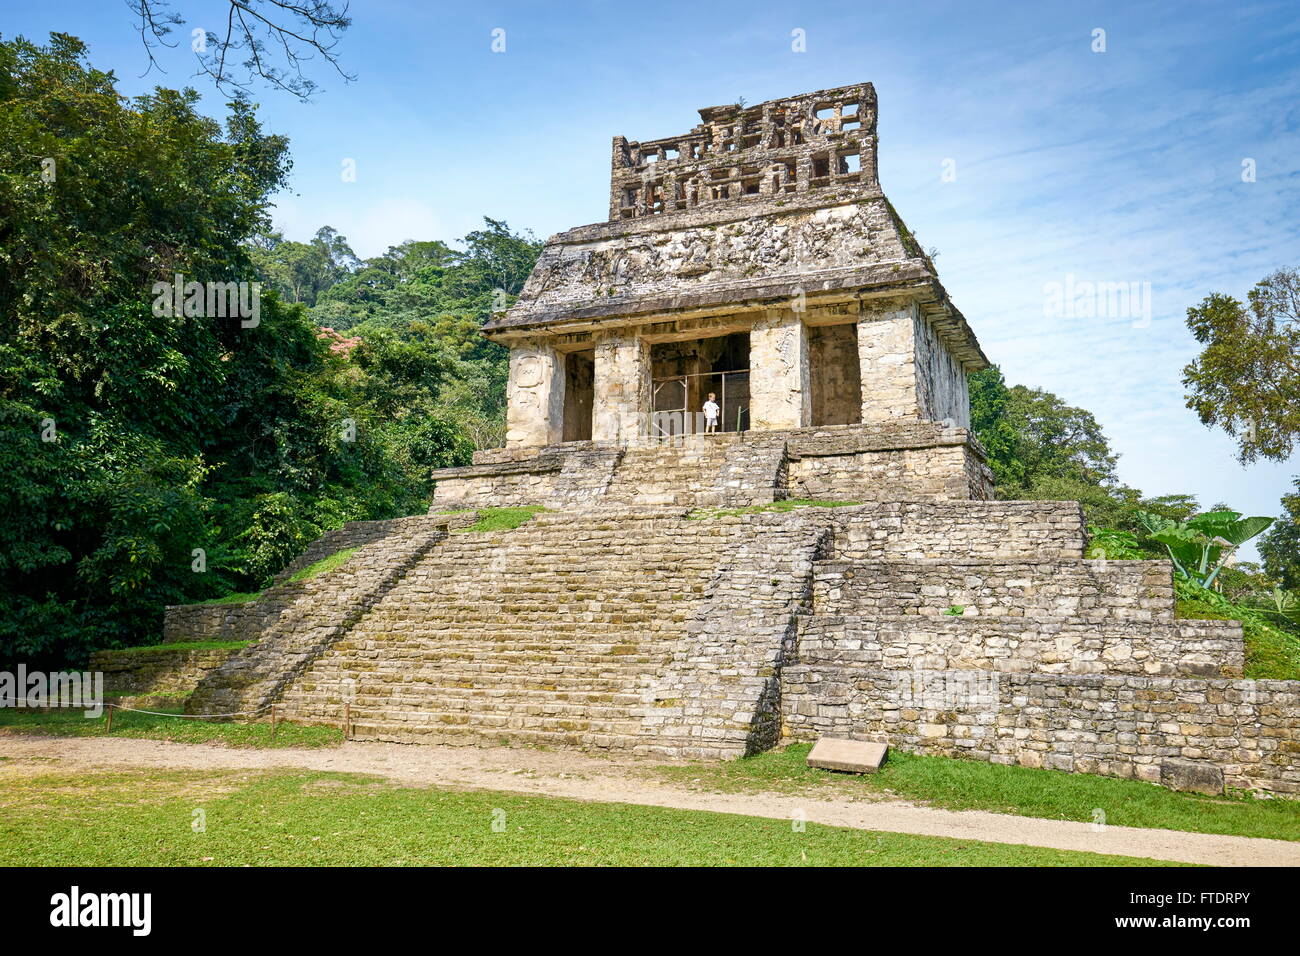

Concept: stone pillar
[[857, 301, 921, 423], [505, 341, 565, 447], [593, 331, 650, 442], [749, 310, 811, 430]]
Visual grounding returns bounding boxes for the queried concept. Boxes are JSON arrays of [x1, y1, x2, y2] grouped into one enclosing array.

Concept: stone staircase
[[599, 434, 787, 508], [275, 508, 827, 756], [178, 495, 1300, 793]]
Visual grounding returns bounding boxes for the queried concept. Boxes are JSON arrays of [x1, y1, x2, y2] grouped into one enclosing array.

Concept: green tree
[[969, 365, 1198, 536], [0, 34, 472, 667], [1183, 268, 1300, 463], [1259, 479, 1300, 589], [970, 367, 1118, 495], [249, 226, 359, 306]]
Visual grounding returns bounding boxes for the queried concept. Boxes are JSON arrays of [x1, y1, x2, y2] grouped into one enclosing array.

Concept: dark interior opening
[[562, 350, 594, 442], [650, 331, 750, 434]]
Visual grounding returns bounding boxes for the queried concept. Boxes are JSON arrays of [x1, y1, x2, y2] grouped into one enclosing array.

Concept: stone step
[[796, 613, 1244, 677], [826, 500, 1086, 562], [286, 687, 649, 714], [812, 557, 1175, 621], [317, 643, 679, 661]]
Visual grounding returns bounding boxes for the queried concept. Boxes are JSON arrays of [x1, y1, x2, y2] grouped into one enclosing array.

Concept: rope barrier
[[10, 698, 277, 719]]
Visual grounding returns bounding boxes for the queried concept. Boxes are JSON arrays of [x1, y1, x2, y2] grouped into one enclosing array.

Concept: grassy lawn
[[0, 768, 1178, 867], [657, 744, 1300, 843], [195, 590, 261, 605], [0, 707, 341, 749]]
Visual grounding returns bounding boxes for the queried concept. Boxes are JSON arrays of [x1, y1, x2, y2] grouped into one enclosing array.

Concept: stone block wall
[[430, 421, 992, 510], [828, 500, 1085, 561], [796, 616, 1244, 678], [812, 558, 1174, 622], [643, 513, 831, 758], [163, 601, 268, 644], [179, 482, 1299, 793], [275, 510, 826, 757], [92, 646, 245, 700], [913, 304, 970, 429], [782, 669, 1300, 794], [273, 516, 441, 583], [856, 303, 919, 424]]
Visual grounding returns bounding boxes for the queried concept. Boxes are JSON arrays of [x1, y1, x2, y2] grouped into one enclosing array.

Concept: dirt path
[[2, 736, 1296, 866]]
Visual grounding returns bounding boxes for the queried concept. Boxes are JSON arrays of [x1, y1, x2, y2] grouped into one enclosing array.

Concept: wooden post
[[270, 704, 278, 741], [105, 704, 114, 735]]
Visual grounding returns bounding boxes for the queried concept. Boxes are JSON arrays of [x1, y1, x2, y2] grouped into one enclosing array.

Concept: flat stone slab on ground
[[808, 738, 888, 773]]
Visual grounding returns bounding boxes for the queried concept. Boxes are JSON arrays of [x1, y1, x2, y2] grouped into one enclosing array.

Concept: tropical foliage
[[0, 35, 526, 667], [1135, 510, 1273, 589], [1183, 268, 1300, 464]]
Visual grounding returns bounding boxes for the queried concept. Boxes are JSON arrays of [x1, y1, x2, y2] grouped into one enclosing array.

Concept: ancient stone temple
[[153, 84, 1299, 796], [428, 83, 995, 510]]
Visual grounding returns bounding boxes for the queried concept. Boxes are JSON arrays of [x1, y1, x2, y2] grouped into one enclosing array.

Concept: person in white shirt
[[702, 393, 720, 434]]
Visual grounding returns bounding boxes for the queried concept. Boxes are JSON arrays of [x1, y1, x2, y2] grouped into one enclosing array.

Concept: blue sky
[[9, 1, 1300, 554]]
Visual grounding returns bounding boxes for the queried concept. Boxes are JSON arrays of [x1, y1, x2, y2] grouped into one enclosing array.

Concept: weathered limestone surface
[[812, 558, 1175, 622], [593, 332, 650, 442], [749, 312, 811, 430], [797, 616, 1244, 678], [182, 487, 1299, 793], [857, 302, 921, 423], [829, 500, 1085, 561], [430, 421, 993, 510], [913, 304, 970, 428], [276, 510, 825, 757], [163, 601, 267, 645], [506, 342, 565, 447], [186, 518, 450, 717], [807, 737, 888, 772], [782, 670, 1300, 794], [92, 646, 242, 699], [641, 513, 831, 758]]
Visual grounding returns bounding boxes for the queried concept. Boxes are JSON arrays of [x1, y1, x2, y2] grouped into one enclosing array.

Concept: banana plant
[[1262, 586, 1300, 625], [1135, 510, 1274, 590]]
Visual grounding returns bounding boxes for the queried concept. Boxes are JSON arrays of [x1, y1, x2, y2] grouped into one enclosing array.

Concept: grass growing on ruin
[[656, 744, 1300, 843], [196, 591, 261, 605], [689, 498, 860, 519], [0, 707, 341, 749], [451, 506, 547, 533], [103, 640, 252, 654], [0, 767, 1178, 867], [288, 547, 359, 583], [1175, 589, 1300, 681], [193, 546, 361, 607]]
